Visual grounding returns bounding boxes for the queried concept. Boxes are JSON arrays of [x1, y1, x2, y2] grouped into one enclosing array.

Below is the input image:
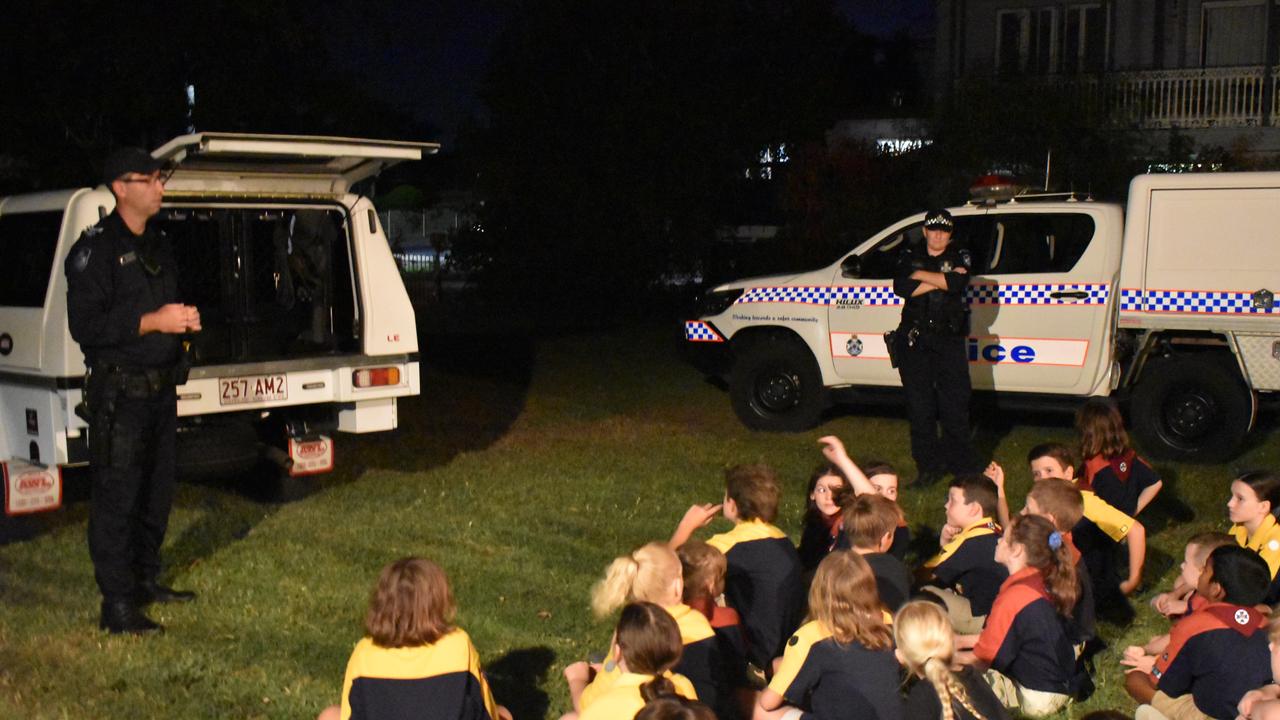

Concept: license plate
[[219, 374, 288, 405]]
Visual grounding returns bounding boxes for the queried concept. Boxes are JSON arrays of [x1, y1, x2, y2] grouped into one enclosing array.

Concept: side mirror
[[840, 255, 862, 278]]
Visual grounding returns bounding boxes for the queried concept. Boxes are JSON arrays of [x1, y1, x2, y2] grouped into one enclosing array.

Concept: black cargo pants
[[86, 369, 178, 603], [896, 332, 979, 475]]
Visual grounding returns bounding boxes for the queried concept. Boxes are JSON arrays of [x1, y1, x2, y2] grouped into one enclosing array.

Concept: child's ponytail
[[639, 675, 678, 703], [1010, 515, 1079, 617], [590, 543, 682, 618], [895, 601, 988, 720], [922, 656, 987, 720]]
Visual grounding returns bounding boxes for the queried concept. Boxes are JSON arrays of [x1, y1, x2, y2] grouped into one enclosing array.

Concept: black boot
[[138, 580, 196, 604], [100, 599, 163, 635]]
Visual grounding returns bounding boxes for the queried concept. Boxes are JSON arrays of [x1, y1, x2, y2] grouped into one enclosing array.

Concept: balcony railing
[[962, 66, 1280, 129]]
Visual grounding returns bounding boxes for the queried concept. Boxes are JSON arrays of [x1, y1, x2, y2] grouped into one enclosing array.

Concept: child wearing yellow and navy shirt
[[1227, 470, 1280, 604], [319, 557, 510, 720], [1123, 545, 1273, 720], [671, 464, 804, 676], [755, 551, 903, 720], [568, 602, 698, 720], [917, 474, 1008, 634]]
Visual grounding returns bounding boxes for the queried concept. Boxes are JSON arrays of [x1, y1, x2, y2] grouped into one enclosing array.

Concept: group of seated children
[[315, 397, 1280, 720]]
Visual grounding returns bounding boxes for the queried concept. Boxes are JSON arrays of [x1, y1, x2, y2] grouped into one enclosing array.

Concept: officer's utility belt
[[92, 364, 181, 397]]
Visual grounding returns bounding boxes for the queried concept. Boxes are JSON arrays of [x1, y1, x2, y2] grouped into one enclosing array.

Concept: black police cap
[[923, 208, 954, 231], [103, 147, 163, 185]]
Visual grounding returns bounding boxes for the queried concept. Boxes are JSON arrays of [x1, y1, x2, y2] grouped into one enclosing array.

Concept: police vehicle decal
[[684, 321, 725, 343], [734, 283, 1109, 308], [1120, 288, 1280, 315], [830, 333, 1089, 366]]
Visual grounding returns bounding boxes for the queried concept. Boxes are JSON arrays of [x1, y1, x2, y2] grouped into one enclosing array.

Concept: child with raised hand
[[1228, 470, 1280, 604], [755, 550, 904, 720], [565, 602, 698, 720], [956, 514, 1078, 718], [670, 464, 804, 678], [1236, 612, 1280, 720], [318, 557, 511, 720], [1150, 532, 1235, 619], [818, 436, 910, 558], [917, 475, 1008, 634], [566, 542, 726, 718], [894, 600, 1010, 720], [1076, 397, 1163, 517], [1123, 546, 1272, 720]]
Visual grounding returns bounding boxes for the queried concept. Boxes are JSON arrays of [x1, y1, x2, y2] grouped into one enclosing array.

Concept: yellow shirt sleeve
[[1082, 492, 1134, 542]]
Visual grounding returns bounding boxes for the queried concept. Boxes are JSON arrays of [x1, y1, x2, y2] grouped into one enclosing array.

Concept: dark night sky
[[318, 0, 934, 145]]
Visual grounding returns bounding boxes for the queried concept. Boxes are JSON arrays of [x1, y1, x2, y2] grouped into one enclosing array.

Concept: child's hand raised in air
[[984, 461, 1005, 494], [670, 503, 724, 548], [818, 435, 851, 466]]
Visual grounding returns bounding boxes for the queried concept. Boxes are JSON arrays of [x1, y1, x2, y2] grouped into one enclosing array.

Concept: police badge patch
[[846, 337, 863, 357], [939, 260, 953, 273], [72, 246, 92, 272]]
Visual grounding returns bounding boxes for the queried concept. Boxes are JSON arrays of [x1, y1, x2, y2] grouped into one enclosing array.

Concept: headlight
[[695, 288, 744, 317]]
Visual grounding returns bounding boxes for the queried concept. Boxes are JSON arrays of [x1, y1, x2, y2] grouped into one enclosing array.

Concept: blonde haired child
[[894, 601, 1009, 720]]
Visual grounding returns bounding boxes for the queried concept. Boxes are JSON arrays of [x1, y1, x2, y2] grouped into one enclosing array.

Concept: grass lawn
[[1, 323, 1276, 719]]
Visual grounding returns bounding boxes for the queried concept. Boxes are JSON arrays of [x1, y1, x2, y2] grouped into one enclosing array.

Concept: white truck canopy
[[152, 132, 440, 196]]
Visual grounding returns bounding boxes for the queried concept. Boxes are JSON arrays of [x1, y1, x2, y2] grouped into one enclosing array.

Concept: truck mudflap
[[3, 459, 61, 515]]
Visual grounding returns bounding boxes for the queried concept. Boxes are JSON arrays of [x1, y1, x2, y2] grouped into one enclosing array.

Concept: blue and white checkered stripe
[[1120, 288, 1279, 314], [735, 283, 1109, 307], [966, 283, 1109, 306], [684, 321, 724, 342]]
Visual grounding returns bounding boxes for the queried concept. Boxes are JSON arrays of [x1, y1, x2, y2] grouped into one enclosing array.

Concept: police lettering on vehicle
[[967, 338, 1037, 364]]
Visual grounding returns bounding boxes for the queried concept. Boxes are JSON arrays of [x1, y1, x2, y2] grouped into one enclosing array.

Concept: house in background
[[934, 0, 1280, 157]]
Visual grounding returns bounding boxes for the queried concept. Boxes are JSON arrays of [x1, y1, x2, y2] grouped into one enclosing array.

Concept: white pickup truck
[[0, 133, 435, 515], [685, 172, 1280, 462]]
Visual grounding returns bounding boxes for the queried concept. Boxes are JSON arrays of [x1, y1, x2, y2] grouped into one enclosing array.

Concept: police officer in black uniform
[[892, 208, 981, 486], [65, 147, 200, 634]]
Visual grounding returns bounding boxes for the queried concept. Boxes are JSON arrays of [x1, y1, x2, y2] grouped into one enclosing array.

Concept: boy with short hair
[[1025, 478, 1097, 647], [1123, 545, 1273, 720], [917, 474, 1008, 634], [677, 540, 749, 720], [1027, 442, 1147, 622], [671, 464, 804, 676], [1151, 532, 1236, 619], [843, 493, 911, 612]]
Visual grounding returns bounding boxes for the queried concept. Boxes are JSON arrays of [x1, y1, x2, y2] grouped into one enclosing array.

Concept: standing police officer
[[65, 148, 200, 634], [892, 208, 980, 486]]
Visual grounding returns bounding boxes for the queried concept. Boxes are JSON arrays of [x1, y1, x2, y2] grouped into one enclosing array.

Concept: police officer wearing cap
[[65, 147, 200, 634], [892, 208, 980, 486]]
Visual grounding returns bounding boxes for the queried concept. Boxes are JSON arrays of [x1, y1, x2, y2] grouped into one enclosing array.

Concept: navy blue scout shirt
[[65, 212, 181, 369], [1152, 602, 1271, 720], [972, 568, 1076, 695], [708, 520, 804, 673], [767, 621, 904, 720], [921, 518, 1008, 617], [1083, 450, 1159, 517]]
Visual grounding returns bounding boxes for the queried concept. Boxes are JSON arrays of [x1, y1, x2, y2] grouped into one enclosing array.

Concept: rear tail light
[[353, 367, 401, 388]]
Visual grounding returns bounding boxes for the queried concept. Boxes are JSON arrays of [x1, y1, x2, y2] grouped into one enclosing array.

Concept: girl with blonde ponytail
[[565, 543, 733, 719], [894, 601, 1009, 720]]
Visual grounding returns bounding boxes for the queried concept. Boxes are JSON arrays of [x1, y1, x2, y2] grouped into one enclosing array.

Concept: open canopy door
[[151, 132, 440, 195]]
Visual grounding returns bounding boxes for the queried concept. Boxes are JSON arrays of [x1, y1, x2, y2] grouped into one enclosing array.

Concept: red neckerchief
[[1203, 602, 1268, 637], [686, 595, 715, 622], [1108, 449, 1137, 482]]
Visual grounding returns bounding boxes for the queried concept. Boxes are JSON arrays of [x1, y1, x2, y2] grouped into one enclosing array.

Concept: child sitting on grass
[[1023, 479, 1097, 648], [819, 435, 910, 559], [1027, 441, 1147, 622], [894, 600, 1010, 720], [676, 540, 749, 720], [956, 514, 1078, 718], [566, 542, 725, 718], [1150, 532, 1235, 620], [1123, 545, 1272, 720], [318, 557, 511, 720], [565, 602, 698, 720], [1076, 397, 1163, 517], [844, 493, 912, 612], [670, 464, 804, 678], [917, 475, 1008, 634], [797, 462, 852, 575], [1228, 470, 1280, 604], [755, 550, 904, 720], [1236, 612, 1280, 720]]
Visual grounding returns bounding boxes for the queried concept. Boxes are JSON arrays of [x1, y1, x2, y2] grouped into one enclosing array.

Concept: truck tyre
[[1130, 355, 1252, 462], [730, 336, 826, 432]]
